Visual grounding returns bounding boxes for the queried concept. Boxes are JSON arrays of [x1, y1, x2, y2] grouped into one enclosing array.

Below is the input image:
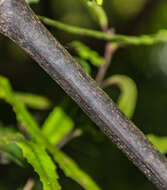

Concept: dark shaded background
[[1, 0, 167, 189]]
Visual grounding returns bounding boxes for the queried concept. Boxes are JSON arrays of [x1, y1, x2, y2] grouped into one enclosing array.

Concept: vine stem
[[1, 0, 167, 189], [96, 42, 117, 85], [96, 29, 118, 85], [38, 16, 167, 46], [23, 178, 35, 190]]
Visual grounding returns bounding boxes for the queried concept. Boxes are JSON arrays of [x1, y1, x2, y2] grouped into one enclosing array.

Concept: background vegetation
[[1, 0, 167, 189]]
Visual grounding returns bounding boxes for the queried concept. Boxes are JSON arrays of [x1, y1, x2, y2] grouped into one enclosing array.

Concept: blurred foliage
[[42, 107, 74, 145], [111, 0, 147, 19], [102, 75, 138, 118], [148, 135, 167, 154], [71, 41, 105, 67], [0, 76, 101, 190], [74, 57, 91, 74], [1, 0, 167, 190], [17, 141, 61, 190], [85, 0, 108, 29], [15, 92, 52, 110], [26, 0, 40, 4], [84, 0, 103, 6]]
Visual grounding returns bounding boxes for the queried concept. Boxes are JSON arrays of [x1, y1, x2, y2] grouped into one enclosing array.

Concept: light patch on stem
[[0, 0, 5, 5]]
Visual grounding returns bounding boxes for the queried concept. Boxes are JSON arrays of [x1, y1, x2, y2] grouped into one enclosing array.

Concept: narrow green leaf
[[71, 41, 105, 67], [0, 124, 17, 136], [17, 141, 61, 190], [87, 1, 108, 29], [0, 76, 13, 103], [96, 0, 103, 6], [26, 0, 40, 4], [0, 76, 49, 145], [50, 148, 101, 190], [84, 0, 103, 6], [15, 92, 51, 110], [0, 131, 25, 166], [148, 134, 167, 154], [42, 107, 74, 145], [102, 75, 138, 118], [74, 57, 91, 74], [1, 133, 61, 190], [0, 132, 24, 144], [0, 142, 24, 167], [0, 75, 101, 190]]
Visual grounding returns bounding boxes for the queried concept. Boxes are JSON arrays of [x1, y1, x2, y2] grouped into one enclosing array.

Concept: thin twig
[[38, 16, 167, 46], [96, 29, 117, 85], [23, 178, 35, 190], [96, 43, 117, 86]]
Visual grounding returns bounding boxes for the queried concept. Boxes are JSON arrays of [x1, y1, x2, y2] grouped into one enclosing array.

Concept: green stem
[[39, 16, 167, 46]]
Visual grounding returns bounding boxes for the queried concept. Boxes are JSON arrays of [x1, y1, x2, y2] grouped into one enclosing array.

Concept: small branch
[[96, 42, 117, 85], [96, 29, 117, 85], [39, 16, 167, 46], [95, 10, 116, 86], [23, 178, 35, 190]]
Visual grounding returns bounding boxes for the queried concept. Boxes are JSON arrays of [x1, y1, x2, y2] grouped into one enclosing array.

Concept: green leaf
[[96, 0, 103, 6], [0, 131, 25, 166], [15, 92, 51, 110], [17, 141, 61, 190], [111, 0, 146, 19], [0, 133, 61, 190], [0, 142, 24, 167], [0, 133, 24, 144], [102, 75, 138, 118], [26, 0, 40, 4], [71, 41, 105, 67], [84, 0, 103, 6], [0, 75, 101, 190], [51, 148, 101, 190], [148, 134, 167, 154], [0, 124, 16, 134], [42, 107, 74, 145], [86, 0, 108, 29], [0, 76, 49, 145], [74, 57, 91, 74]]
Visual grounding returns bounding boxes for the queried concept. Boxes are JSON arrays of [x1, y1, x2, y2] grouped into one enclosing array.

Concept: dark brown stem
[[96, 29, 117, 86], [23, 178, 35, 190], [0, 0, 167, 189], [96, 41, 117, 85]]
